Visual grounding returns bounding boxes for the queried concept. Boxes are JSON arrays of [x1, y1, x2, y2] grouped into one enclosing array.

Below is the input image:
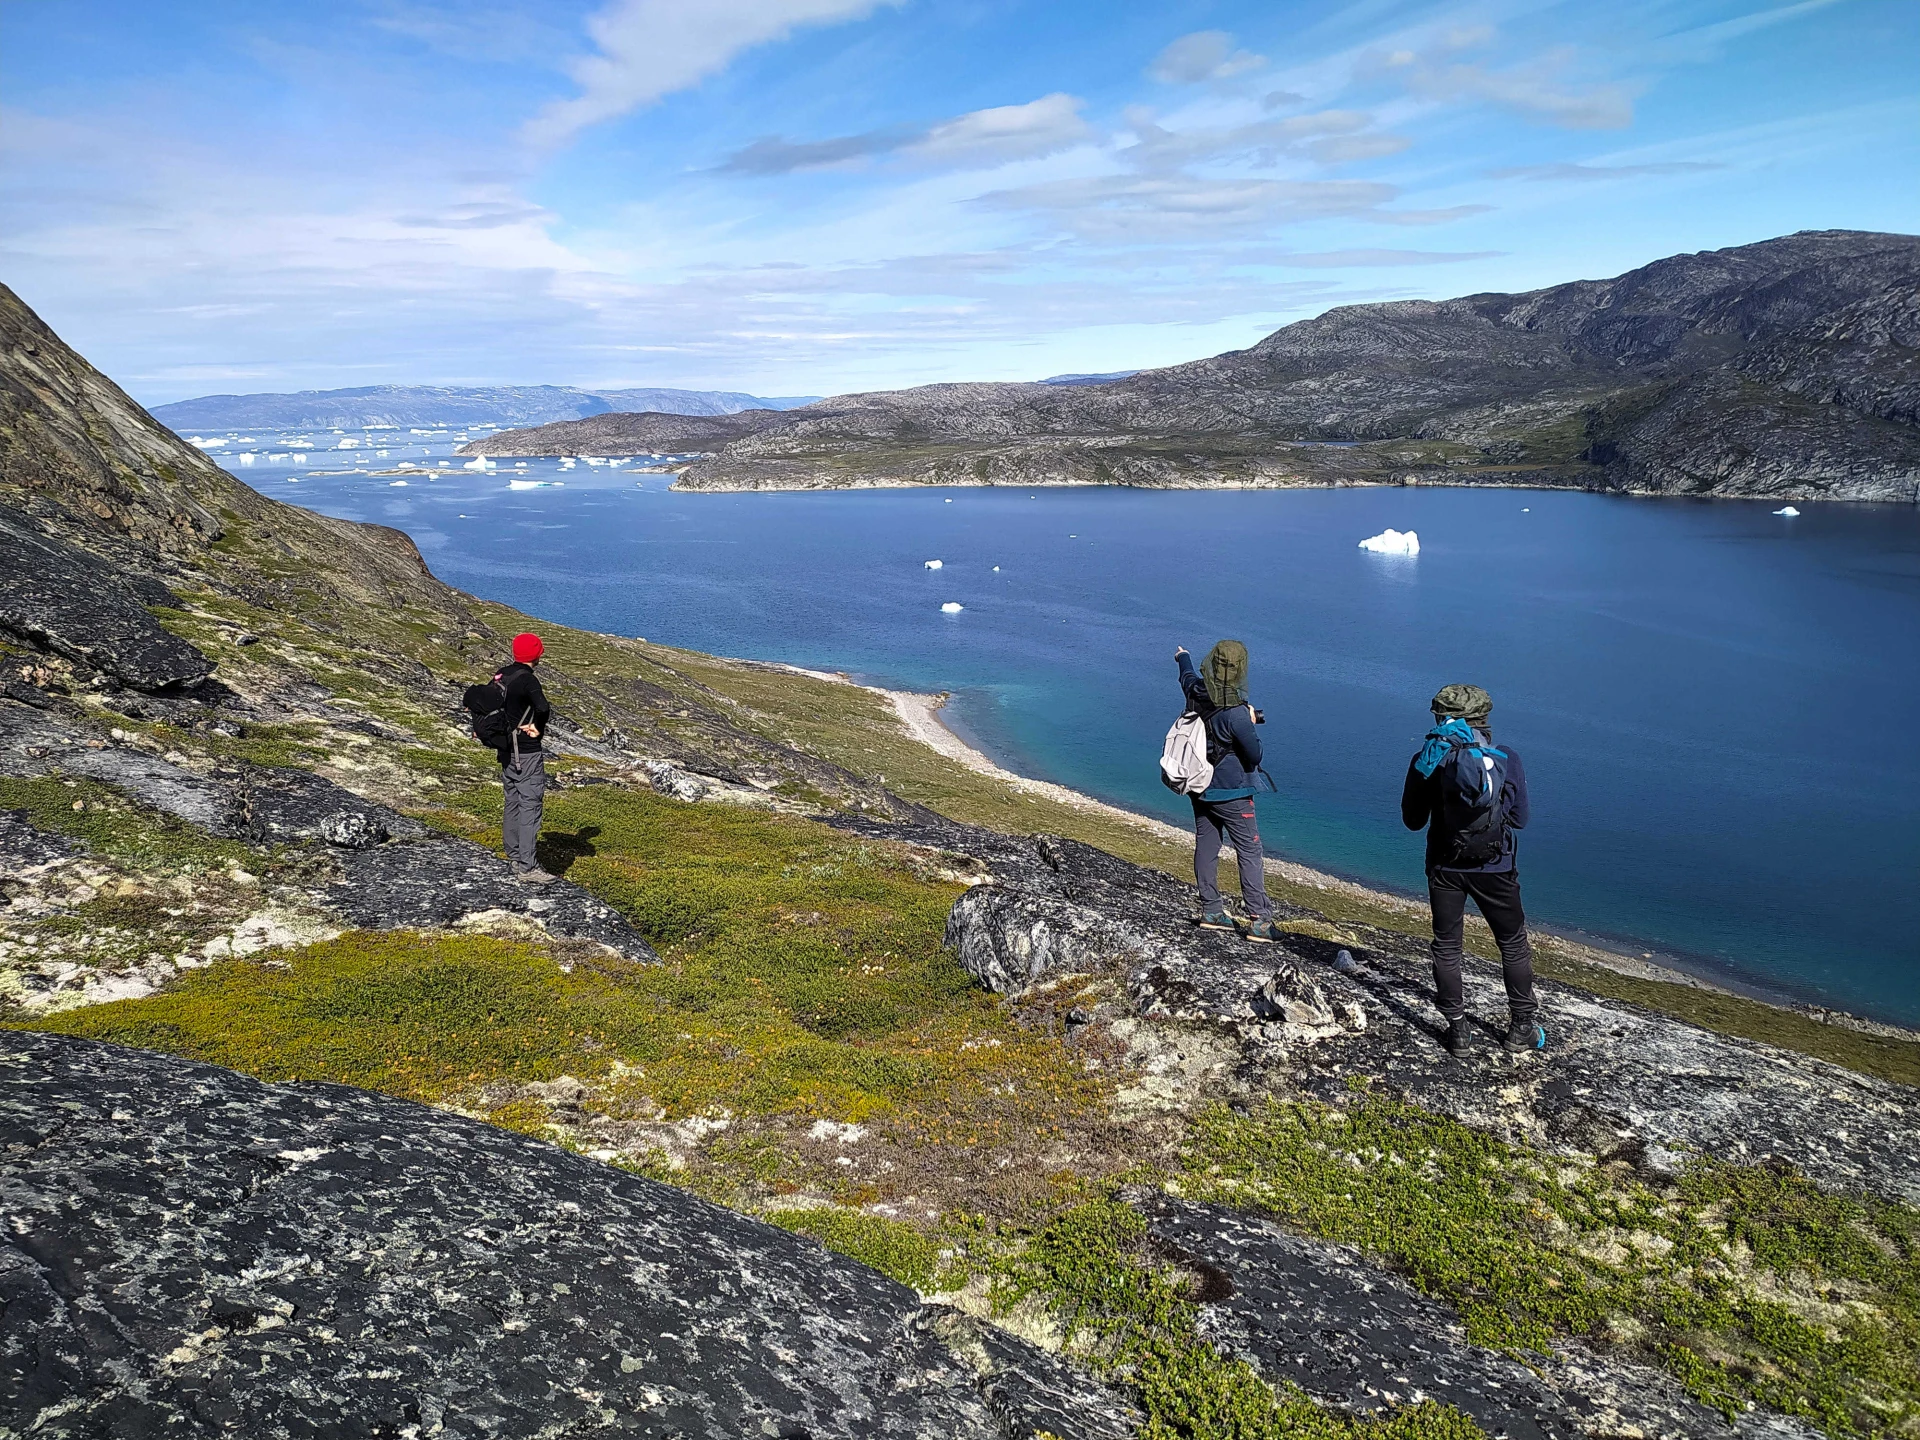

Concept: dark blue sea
[[219, 434, 1920, 1026]]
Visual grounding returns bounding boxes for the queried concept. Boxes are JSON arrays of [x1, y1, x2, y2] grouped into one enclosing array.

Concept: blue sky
[[3, 0, 1915, 403]]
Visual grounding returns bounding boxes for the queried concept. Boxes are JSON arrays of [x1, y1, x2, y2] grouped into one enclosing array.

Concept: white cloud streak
[[524, 0, 897, 149]]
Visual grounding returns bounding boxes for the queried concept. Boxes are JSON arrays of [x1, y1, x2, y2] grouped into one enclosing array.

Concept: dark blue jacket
[[1400, 735, 1530, 873], [1178, 653, 1264, 801]]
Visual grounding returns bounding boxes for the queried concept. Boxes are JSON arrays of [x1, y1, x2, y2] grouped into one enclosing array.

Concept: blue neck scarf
[[1415, 717, 1476, 778]]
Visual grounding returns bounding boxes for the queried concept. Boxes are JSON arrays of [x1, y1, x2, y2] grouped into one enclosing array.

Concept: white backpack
[[1160, 711, 1214, 795]]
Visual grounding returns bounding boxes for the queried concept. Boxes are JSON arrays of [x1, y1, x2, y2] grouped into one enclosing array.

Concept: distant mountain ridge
[[460, 230, 1920, 503], [152, 384, 820, 432]]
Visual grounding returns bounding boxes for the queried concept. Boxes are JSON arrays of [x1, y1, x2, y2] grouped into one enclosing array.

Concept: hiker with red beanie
[[498, 632, 554, 883]]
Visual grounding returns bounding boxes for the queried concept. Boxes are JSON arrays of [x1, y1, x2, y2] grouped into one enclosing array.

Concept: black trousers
[[1428, 867, 1537, 1022]]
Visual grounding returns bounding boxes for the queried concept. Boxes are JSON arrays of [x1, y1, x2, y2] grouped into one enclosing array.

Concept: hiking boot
[[1241, 917, 1283, 944], [514, 866, 558, 885], [1194, 904, 1237, 932], [1443, 1018, 1471, 1055], [1504, 1017, 1547, 1053]]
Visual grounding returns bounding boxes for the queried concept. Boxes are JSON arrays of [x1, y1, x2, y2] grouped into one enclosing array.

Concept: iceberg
[[464, 456, 493, 471], [1358, 528, 1420, 555], [389, 480, 408, 487], [509, 479, 562, 490], [992, 565, 1000, 572], [924, 559, 943, 569], [940, 602, 964, 614], [1774, 505, 1800, 517]]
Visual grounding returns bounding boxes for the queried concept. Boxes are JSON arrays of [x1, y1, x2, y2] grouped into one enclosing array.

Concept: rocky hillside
[[463, 230, 1920, 503], [3, 284, 1918, 1437]]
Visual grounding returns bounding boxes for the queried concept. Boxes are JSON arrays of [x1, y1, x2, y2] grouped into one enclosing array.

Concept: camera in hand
[[1252, 708, 1266, 724]]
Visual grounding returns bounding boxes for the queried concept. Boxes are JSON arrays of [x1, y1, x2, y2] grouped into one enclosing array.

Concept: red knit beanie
[[511, 632, 544, 664]]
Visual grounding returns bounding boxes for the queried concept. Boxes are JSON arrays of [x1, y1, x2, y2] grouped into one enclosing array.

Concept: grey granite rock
[[241, 766, 427, 849], [331, 837, 660, 961], [0, 504, 213, 690], [832, 814, 1920, 1204], [0, 809, 81, 868], [1134, 1192, 1819, 1440], [0, 1031, 1138, 1439]]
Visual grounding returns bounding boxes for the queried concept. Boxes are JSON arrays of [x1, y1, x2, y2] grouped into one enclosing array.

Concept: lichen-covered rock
[[0, 1031, 1138, 1439], [1134, 1192, 1818, 1440], [0, 808, 81, 867], [0, 503, 212, 690], [241, 766, 425, 849], [331, 837, 659, 961], [847, 815, 1920, 1204]]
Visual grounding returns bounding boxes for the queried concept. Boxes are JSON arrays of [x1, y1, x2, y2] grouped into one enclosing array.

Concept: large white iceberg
[[1358, 528, 1420, 555], [464, 456, 494, 471], [1774, 505, 1800, 517], [924, 559, 943, 569], [940, 602, 964, 614]]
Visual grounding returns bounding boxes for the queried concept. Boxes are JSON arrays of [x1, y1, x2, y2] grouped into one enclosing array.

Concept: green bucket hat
[[1203, 640, 1249, 708], [1431, 683, 1492, 726]]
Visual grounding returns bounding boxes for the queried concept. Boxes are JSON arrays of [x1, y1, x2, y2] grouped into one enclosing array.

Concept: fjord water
[[280, 457, 1919, 1025]]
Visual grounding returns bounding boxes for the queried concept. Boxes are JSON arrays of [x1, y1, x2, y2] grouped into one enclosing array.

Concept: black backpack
[[462, 673, 514, 749], [1435, 738, 1512, 867]]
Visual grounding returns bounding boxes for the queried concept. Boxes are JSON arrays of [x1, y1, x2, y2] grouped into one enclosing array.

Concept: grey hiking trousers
[[1192, 796, 1273, 920], [502, 750, 546, 871]]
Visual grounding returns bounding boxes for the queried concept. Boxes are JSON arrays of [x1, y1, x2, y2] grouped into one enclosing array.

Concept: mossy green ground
[[1177, 1091, 1920, 1438]]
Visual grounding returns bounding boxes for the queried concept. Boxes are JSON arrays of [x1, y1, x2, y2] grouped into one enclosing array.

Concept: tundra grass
[[1178, 1091, 1920, 1438], [26, 787, 1116, 1196], [1000, 1198, 1486, 1440]]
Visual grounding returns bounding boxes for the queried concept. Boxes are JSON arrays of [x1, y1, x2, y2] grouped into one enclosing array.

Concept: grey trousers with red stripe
[[1192, 796, 1273, 919]]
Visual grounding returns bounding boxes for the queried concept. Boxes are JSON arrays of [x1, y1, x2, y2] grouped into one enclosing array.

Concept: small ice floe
[[944, 498, 953, 503], [1521, 507, 1530, 512], [992, 565, 1000, 572], [940, 602, 964, 614], [336, 437, 359, 449], [924, 559, 943, 569], [509, 479, 561, 490], [1358, 528, 1420, 555], [464, 456, 493, 471], [236, 452, 257, 465], [186, 436, 223, 449], [388, 480, 408, 487], [1774, 505, 1800, 517]]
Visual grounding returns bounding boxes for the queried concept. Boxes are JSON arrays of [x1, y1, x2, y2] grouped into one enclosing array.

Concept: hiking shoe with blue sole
[[1504, 1019, 1547, 1053], [1194, 906, 1237, 932]]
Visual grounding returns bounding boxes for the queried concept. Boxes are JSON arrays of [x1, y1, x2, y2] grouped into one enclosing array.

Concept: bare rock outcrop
[[0, 1030, 1139, 1439]]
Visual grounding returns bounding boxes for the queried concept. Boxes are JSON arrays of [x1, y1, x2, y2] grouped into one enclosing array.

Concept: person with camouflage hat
[[1174, 640, 1281, 943], [1400, 683, 1544, 1055]]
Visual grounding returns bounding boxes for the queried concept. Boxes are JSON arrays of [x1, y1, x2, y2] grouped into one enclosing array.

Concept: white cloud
[[1149, 31, 1267, 85], [982, 173, 1404, 241], [1369, 32, 1636, 130], [524, 0, 897, 149], [1488, 160, 1725, 181], [908, 94, 1092, 166]]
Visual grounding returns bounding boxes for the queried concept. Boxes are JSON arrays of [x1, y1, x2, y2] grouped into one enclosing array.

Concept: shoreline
[[774, 665, 1920, 1045]]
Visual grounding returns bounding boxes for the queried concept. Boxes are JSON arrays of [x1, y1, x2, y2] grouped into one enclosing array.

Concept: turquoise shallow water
[[238, 441, 1920, 1026]]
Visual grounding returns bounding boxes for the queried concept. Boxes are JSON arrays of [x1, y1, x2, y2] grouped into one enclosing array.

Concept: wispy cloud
[[721, 94, 1092, 175], [1148, 31, 1267, 85], [1488, 160, 1726, 181], [1265, 248, 1503, 267], [524, 0, 897, 149], [1369, 29, 1636, 129]]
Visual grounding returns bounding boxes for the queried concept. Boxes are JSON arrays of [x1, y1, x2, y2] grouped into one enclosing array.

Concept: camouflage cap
[[1431, 683, 1492, 723]]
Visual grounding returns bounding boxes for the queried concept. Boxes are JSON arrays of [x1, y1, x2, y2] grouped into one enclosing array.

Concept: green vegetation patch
[[26, 786, 1114, 1208], [1001, 1198, 1485, 1440], [1179, 1092, 1920, 1437], [767, 1207, 956, 1292], [0, 775, 252, 872]]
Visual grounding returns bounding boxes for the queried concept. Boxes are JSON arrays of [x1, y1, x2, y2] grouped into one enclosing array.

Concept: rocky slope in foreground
[[3, 282, 1918, 1438], [463, 230, 1920, 503]]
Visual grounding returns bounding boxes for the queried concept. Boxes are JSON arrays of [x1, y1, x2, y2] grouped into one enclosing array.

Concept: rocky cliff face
[[462, 231, 1920, 502]]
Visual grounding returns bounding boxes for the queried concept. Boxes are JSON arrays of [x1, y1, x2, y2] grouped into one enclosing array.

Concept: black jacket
[[1400, 737, 1530, 874], [1177, 652, 1263, 799], [495, 661, 552, 764]]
